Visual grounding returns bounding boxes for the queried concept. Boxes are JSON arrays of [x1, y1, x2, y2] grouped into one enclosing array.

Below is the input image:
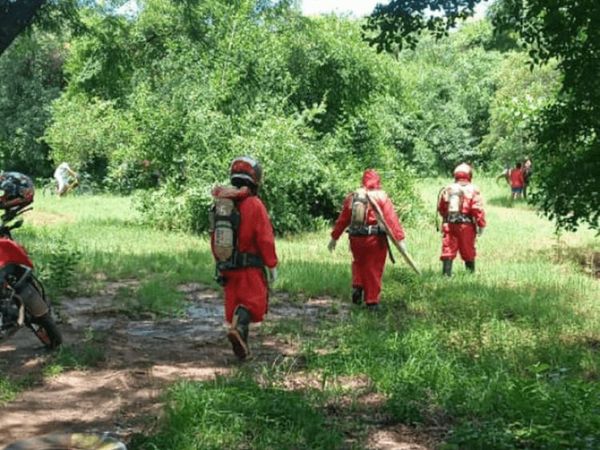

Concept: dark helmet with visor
[[230, 156, 262, 188], [0, 172, 34, 212]]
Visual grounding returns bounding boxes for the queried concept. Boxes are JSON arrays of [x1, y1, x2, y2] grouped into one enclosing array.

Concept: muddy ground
[[0, 282, 438, 449]]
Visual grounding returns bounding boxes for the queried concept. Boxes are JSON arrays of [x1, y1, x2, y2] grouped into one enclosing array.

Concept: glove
[[268, 267, 278, 284], [327, 239, 337, 252], [477, 227, 484, 237]]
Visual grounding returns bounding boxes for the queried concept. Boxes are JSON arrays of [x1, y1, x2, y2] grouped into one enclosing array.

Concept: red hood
[[362, 169, 381, 190]]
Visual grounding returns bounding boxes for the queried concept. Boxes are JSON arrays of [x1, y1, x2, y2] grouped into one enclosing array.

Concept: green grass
[[0, 375, 21, 405], [4, 180, 599, 449], [116, 277, 187, 317], [130, 375, 343, 450], [20, 194, 216, 302], [300, 179, 600, 449], [42, 329, 106, 377]]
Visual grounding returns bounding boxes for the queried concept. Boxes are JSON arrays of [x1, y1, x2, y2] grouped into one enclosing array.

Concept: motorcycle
[[0, 208, 62, 349]]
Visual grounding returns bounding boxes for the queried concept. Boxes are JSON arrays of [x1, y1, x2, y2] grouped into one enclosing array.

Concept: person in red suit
[[328, 169, 406, 311], [211, 156, 277, 360], [437, 163, 486, 276]]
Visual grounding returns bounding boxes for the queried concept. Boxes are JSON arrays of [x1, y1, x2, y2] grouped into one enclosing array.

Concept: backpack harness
[[347, 188, 386, 236], [443, 183, 474, 225], [210, 193, 263, 283]]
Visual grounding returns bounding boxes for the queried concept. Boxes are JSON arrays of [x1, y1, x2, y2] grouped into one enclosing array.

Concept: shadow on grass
[[487, 194, 537, 209], [306, 264, 600, 447], [536, 243, 600, 280], [129, 375, 343, 450], [4, 232, 598, 449]]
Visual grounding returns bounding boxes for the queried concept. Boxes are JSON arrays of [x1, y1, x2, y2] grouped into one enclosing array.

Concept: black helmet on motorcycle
[[0, 172, 34, 211], [230, 156, 262, 188]]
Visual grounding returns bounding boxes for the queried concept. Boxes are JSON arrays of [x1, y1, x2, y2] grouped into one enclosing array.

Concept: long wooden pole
[[366, 192, 421, 275]]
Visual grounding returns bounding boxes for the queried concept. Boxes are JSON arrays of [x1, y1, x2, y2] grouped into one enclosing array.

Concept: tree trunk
[[0, 0, 47, 55]]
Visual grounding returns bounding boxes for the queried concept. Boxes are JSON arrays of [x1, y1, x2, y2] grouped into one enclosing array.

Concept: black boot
[[227, 306, 251, 360], [366, 303, 380, 312], [442, 259, 453, 277], [352, 286, 363, 305], [465, 261, 475, 273]]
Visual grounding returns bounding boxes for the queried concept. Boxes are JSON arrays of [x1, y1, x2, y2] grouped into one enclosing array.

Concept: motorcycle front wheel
[[29, 313, 62, 349]]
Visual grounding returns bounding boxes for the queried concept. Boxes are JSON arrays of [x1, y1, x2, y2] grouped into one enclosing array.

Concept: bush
[[47, 2, 422, 234]]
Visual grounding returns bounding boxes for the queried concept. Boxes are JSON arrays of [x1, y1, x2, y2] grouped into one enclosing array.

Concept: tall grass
[[9, 181, 600, 448]]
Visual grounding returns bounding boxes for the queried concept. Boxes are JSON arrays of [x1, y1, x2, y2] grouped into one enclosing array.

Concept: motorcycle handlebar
[[0, 207, 30, 236]]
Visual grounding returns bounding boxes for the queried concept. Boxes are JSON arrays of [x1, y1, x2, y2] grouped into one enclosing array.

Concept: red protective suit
[[211, 186, 277, 324], [437, 175, 486, 262], [331, 170, 405, 305]]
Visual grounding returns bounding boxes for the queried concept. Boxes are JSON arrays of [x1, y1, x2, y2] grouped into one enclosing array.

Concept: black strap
[[217, 252, 263, 271], [446, 214, 474, 224], [348, 225, 386, 236]]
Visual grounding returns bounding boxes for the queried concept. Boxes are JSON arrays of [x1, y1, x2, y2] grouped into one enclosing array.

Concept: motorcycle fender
[[18, 283, 48, 318]]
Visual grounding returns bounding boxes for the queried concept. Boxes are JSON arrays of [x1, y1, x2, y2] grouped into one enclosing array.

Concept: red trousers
[[222, 267, 268, 323], [440, 223, 477, 262], [350, 235, 388, 304]]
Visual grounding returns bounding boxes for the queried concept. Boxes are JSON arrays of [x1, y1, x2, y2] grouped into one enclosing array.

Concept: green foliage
[[229, 110, 348, 233], [0, 31, 66, 176], [389, 23, 505, 173], [48, 0, 420, 233], [365, 0, 600, 230], [283, 16, 383, 134], [43, 329, 106, 377], [0, 375, 20, 405], [481, 52, 560, 167], [364, 0, 481, 53], [5, 0, 596, 233], [131, 376, 343, 450], [36, 235, 82, 295], [117, 277, 185, 317], [44, 94, 136, 180], [493, 0, 600, 231], [63, 14, 135, 101]]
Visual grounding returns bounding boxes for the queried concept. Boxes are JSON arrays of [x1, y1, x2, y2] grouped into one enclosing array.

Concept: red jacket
[[438, 181, 486, 229], [331, 170, 405, 242], [510, 168, 525, 188]]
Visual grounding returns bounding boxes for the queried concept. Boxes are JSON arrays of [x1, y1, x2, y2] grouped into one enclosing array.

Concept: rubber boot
[[227, 305, 251, 360], [442, 259, 453, 277], [465, 261, 475, 273], [366, 303, 380, 312], [352, 286, 363, 305]]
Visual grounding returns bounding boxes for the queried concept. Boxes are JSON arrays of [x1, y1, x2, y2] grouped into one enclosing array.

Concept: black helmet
[[230, 156, 262, 187], [0, 172, 34, 211]]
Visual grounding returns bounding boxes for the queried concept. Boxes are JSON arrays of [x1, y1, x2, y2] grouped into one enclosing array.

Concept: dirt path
[[0, 282, 435, 449], [0, 283, 341, 446]]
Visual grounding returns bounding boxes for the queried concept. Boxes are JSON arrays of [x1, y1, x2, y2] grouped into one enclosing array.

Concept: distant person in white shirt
[[53, 162, 78, 196]]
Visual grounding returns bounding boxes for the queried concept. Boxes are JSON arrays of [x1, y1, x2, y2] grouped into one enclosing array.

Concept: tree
[[363, 0, 479, 53], [365, 0, 600, 231], [480, 52, 559, 167], [0, 31, 67, 176], [0, 0, 46, 55]]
